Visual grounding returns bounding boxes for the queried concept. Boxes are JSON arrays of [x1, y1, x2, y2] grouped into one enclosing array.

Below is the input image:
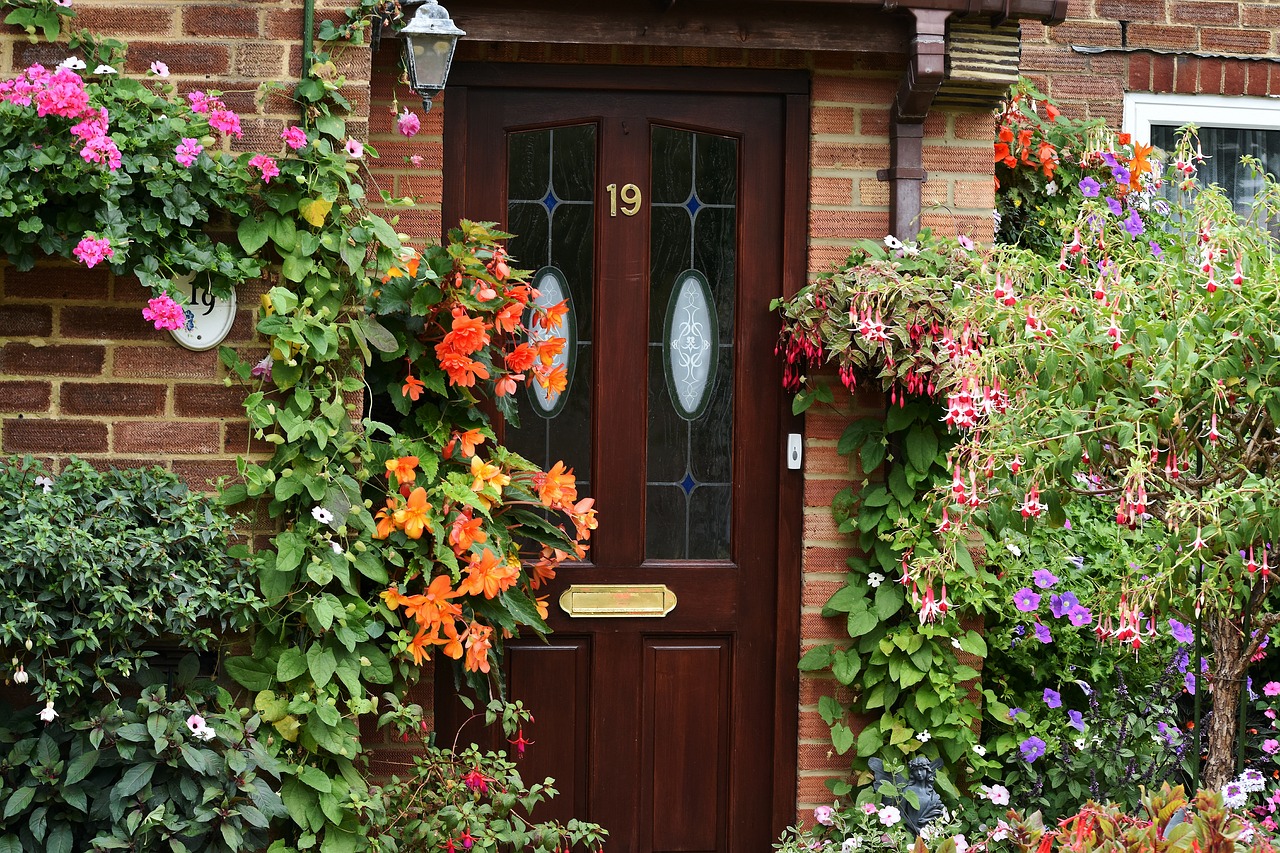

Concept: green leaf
[[225, 655, 277, 691], [46, 825, 71, 853], [238, 216, 271, 254], [4, 786, 33, 820], [298, 765, 333, 793], [832, 650, 862, 685], [861, 439, 886, 474], [358, 316, 399, 352], [904, 425, 939, 474], [282, 253, 312, 282], [856, 724, 884, 756], [277, 648, 308, 682], [957, 631, 987, 657], [114, 762, 156, 798], [830, 723, 855, 755], [63, 750, 99, 786], [307, 644, 338, 689], [798, 645, 833, 671]]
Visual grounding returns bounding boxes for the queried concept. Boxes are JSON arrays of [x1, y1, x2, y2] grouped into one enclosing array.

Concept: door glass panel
[[646, 126, 737, 560], [504, 124, 596, 495]]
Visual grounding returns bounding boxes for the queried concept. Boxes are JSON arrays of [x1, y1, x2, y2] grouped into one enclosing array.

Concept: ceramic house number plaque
[[167, 274, 237, 352]]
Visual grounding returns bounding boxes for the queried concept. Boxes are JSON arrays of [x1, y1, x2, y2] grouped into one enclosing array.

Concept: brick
[[1176, 57, 1198, 93], [182, 5, 261, 38], [60, 307, 166, 342], [953, 112, 996, 141], [1097, 0, 1165, 18], [1242, 4, 1280, 28], [172, 460, 240, 492], [174, 384, 248, 418], [124, 43, 231, 76], [0, 304, 52, 337], [1199, 58, 1225, 94], [804, 444, 855, 477], [810, 209, 891, 241], [812, 75, 897, 105], [1, 343, 104, 377], [812, 141, 886, 170], [803, 579, 845, 608], [75, 6, 175, 35], [0, 381, 51, 413], [1170, 1, 1239, 25], [60, 382, 165, 417], [112, 346, 220, 379], [1200, 28, 1272, 54], [2, 419, 107, 454], [1153, 54, 1177, 92], [115, 421, 221, 455], [923, 145, 993, 173], [804, 545, 858, 573], [3, 267, 108, 301], [1048, 21, 1123, 47], [1246, 61, 1269, 96], [1126, 23, 1199, 50], [955, 180, 996, 209], [224, 421, 273, 455], [1128, 53, 1152, 91], [811, 106, 856, 135], [1046, 74, 1126, 102], [235, 42, 288, 78]]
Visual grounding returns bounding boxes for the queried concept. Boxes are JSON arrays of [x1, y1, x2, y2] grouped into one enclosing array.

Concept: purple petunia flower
[[1123, 209, 1144, 238], [1033, 569, 1059, 589], [1008, 707, 1023, 720], [1044, 688, 1062, 708], [1169, 619, 1194, 644], [1050, 591, 1080, 619], [1014, 588, 1042, 612], [1079, 177, 1101, 197], [1068, 709, 1085, 732], [1106, 197, 1124, 216], [1020, 736, 1048, 763], [1174, 648, 1190, 673], [1067, 605, 1092, 627], [1065, 556, 1085, 571], [1113, 165, 1131, 185], [1185, 672, 1197, 695], [1034, 623, 1053, 644]]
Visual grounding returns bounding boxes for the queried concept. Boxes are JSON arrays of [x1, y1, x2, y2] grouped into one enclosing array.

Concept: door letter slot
[[558, 584, 677, 617]]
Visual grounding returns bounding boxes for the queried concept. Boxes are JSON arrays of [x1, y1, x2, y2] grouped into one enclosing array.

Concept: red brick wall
[[1020, 0, 1280, 123], [0, 1, 373, 487]]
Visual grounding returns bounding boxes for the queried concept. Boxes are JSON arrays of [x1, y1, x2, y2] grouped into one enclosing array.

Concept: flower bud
[[24, 639, 32, 651], [200, 135, 215, 148]]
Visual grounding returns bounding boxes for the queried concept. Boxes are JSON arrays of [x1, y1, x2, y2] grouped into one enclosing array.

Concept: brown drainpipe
[[865, 0, 1068, 238]]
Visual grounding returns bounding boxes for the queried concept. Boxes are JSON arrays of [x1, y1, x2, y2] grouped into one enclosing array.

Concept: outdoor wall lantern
[[400, 0, 465, 113]]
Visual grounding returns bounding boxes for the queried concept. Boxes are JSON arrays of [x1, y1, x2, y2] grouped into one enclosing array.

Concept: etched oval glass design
[[663, 269, 719, 420], [528, 266, 577, 418]]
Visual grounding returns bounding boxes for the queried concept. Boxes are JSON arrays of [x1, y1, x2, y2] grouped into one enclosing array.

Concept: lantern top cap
[[401, 0, 465, 38]]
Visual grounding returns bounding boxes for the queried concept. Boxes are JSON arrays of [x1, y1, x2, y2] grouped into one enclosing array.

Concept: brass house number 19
[[606, 183, 642, 217]]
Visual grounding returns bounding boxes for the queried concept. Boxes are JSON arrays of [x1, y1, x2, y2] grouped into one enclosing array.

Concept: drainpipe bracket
[[877, 167, 929, 182]]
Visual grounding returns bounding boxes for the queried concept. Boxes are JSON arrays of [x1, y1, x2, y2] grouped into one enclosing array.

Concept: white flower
[[983, 784, 1010, 805], [902, 243, 920, 256], [187, 713, 216, 741], [1006, 542, 1022, 557], [992, 821, 1011, 842], [972, 744, 986, 756], [196, 725, 216, 741], [993, 210, 1003, 228], [94, 64, 117, 74], [877, 805, 901, 827], [1074, 738, 1086, 749], [916, 729, 931, 743], [311, 506, 334, 525], [1239, 769, 1266, 793], [1222, 781, 1248, 809], [149, 61, 169, 77], [867, 572, 885, 588], [1045, 180, 1058, 196], [34, 476, 54, 494], [39, 701, 57, 723], [951, 637, 962, 649], [13, 667, 27, 685], [1241, 827, 1257, 843], [331, 541, 344, 555], [883, 235, 903, 250], [57, 56, 86, 70], [953, 835, 970, 853], [842, 839, 859, 853]]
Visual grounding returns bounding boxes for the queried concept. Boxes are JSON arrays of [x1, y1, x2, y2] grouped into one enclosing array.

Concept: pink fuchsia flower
[[80, 135, 122, 170], [281, 125, 308, 150], [174, 137, 203, 168], [250, 355, 273, 379], [142, 294, 186, 331], [149, 61, 169, 77], [344, 138, 364, 158], [72, 235, 114, 268], [248, 153, 279, 183], [983, 784, 1010, 805], [1264, 739, 1280, 756], [397, 108, 421, 137], [208, 108, 242, 139], [813, 806, 834, 826]]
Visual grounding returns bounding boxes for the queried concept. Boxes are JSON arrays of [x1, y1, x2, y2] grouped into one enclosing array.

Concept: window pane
[[646, 127, 737, 561], [504, 125, 596, 496], [1151, 123, 1280, 216]]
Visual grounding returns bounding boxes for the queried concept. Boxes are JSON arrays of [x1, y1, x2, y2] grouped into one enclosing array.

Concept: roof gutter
[[866, 0, 1067, 238]]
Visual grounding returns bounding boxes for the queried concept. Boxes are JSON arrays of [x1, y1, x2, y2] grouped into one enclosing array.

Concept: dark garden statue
[[868, 757, 946, 835]]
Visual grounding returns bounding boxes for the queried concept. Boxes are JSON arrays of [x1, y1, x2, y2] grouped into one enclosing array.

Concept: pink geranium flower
[[35, 67, 89, 119], [141, 294, 186, 331], [248, 153, 279, 183], [208, 108, 242, 139], [396, 108, 421, 137], [72, 235, 113, 268], [281, 125, 308, 150], [187, 91, 213, 114], [80, 135, 122, 170], [174, 137, 203, 168]]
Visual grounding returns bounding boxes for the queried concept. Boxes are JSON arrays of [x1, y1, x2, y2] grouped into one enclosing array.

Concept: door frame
[[438, 62, 809, 835]]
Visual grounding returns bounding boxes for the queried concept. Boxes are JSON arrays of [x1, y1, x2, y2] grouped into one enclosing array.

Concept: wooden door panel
[[643, 639, 731, 853]]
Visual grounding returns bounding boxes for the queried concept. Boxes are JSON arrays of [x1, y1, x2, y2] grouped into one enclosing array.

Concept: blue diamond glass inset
[[685, 194, 701, 216], [541, 188, 560, 214], [679, 471, 697, 496]]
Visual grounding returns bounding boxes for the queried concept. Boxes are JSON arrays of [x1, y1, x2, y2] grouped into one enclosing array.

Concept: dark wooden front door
[[440, 66, 805, 853]]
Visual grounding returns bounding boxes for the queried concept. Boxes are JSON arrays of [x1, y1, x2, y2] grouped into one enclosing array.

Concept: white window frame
[[1123, 92, 1280, 142]]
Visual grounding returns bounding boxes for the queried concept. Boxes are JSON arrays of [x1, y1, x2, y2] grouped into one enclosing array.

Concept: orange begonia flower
[[535, 337, 565, 367], [393, 487, 432, 539], [457, 429, 485, 458], [494, 301, 523, 334], [449, 512, 487, 555], [373, 497, 400, 540], [385, 455, 419, 485], [439, 619, 464, 660], [529, 556, 557, 590], [381, 584, 413, 611], [570, 497, 598, 540], [495, 373, 520, 397], [505, 343, 537, 373], [407, 626, 433, 665], [537, 460, 577, 509], [537, 298, 569, 331], [1129, 142, 1154, 189], [406, 574, 462, 631], [438, 312, 490, 356], [535, 596, 550, 621], [402, 373, 425, 402], [438, 352, 490, 387], [537, 364, 568, 399], [463, 622, 494, 673], [469, 456, 510, 494], [459, 548, 520, 599]]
